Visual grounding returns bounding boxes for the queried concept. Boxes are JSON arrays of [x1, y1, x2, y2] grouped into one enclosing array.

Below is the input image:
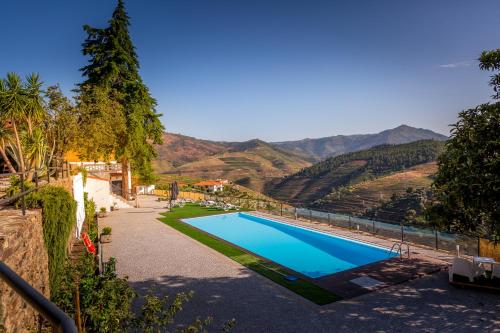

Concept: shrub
[[31, 186, 77, 295], [101, 227, 112, 235], [5, 175, 38, 208], [53, 254, 136, 333], [84, 193, 98, 241]]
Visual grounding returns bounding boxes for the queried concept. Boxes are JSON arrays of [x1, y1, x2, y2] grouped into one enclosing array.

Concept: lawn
[[159, 203, 340, 305]]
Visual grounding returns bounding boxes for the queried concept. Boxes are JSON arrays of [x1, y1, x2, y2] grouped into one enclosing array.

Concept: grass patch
[[159, 203, 341, 305]]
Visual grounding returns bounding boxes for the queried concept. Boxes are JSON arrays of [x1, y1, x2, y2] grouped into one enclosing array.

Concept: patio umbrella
[[170, 181, 179, 201]]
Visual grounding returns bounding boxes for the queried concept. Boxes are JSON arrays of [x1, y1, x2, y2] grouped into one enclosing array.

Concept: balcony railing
[[80, 163, 122, 172], [0, 261, 77, 333]]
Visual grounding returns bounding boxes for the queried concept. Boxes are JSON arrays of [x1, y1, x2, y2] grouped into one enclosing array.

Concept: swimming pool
[[182, 213, 397, 278]]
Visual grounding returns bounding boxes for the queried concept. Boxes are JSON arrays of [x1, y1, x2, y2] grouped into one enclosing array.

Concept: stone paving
[[102, 196, 500, 333]]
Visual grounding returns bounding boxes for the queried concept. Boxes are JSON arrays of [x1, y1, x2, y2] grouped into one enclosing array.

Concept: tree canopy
[[428, 103, 499, 240], [79, 0, 163, 183], [479, 48, 500, 99]]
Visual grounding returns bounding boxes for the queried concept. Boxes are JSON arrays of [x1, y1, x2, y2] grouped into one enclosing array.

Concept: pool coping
[[181, 210, 448, 299]]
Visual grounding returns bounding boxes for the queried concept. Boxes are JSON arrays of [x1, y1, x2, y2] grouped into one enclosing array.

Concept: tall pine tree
[[79, 0, 163, 197]]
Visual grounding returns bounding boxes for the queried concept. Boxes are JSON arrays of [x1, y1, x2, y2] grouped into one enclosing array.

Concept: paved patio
[[102, 196, 500, 333]]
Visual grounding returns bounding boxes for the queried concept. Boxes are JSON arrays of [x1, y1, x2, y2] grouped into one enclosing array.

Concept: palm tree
[[1, 73, 26, 173], [24, 73, 45, 135]]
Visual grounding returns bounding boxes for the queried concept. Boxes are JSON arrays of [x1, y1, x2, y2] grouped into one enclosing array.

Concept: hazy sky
[[1, 0, 498, 141]]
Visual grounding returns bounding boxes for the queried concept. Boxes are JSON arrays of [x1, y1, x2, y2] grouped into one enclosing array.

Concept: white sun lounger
[[448, 257, 484, 282], [492, 263, 500, 279]]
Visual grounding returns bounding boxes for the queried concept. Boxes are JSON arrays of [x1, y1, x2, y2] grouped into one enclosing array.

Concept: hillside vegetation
[[313, 162, 437, 215], [273, 124, 447, 160], [158, 138, 311, 192], [153, 126, 447, 193], [266, 140, 445, 208]]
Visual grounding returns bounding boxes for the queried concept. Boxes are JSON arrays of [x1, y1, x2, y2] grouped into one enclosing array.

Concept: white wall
[[84, 177, 132, 211], [84, 177, 113, 212], [72, 173, 85, 237]]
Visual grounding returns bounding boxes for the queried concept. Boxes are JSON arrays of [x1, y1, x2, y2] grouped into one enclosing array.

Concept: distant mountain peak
[[272, 125, 447, 160]]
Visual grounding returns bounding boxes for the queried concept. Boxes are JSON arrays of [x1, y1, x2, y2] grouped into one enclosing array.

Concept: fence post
[[34, 168, 39, 188], [328, 213, 330, 224], [309, 209, 312, 221], [372, 220, 375, 233], [400, 225, 404, 242], [20, 172, 26, 216], [280, 203, 283, 216], [348, 215, 351, 229], [477, 237, 481, 256]]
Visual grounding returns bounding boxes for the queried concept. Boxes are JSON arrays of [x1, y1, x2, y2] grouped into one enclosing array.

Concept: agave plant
[[0, 118, 16, 173]]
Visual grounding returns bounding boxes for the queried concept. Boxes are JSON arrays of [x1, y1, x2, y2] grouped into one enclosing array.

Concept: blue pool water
[[183, 213, 397, 278]]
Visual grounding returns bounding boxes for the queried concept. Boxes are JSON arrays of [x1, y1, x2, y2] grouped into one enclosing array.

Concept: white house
[[194, 180, 227, 193]]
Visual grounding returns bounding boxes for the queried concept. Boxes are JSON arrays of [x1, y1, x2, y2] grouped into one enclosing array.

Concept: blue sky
[[1, 1, 498, 141]]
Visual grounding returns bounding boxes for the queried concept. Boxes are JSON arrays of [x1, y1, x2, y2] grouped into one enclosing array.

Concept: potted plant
[[100, 227, 112, 243], [98, 207, 107, 218]]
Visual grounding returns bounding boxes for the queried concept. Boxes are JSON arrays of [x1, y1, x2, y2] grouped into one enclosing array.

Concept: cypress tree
[[79, 0, 163, 196]]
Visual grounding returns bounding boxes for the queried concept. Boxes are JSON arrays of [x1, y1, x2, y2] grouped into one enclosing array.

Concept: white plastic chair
[[449, 257, 483, 282]]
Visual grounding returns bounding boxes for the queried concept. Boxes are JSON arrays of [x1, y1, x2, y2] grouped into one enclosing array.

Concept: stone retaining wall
[[0, 209, 50, 332]]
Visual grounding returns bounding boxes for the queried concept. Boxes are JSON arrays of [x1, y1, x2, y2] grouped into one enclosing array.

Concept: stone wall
[[0, 209, 50, 333]]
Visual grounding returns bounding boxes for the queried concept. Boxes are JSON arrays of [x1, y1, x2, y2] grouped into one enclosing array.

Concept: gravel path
[[102, 196, 500, 333]]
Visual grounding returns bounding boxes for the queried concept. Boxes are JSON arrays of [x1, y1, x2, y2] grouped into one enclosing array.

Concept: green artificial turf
[[159, 203, 341, 305]]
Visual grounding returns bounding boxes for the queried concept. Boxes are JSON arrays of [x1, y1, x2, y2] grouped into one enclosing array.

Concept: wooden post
[[280, 203, 283, 216], [434, 228, 438, 250], [34, 168, 39, 188], [20, 172, 26, 216], [74, 275, 83, 333]]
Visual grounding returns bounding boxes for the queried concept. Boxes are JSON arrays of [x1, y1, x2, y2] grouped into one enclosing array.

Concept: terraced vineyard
[[312, 162, 437, 214], [162, 139, 311, 192], [267, 140, 444, 216]]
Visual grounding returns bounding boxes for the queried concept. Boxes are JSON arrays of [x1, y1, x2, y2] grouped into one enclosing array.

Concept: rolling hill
[[265, 140, 445, 211], [156, 137, 311, 192], [153, 126, 447, 194], [272, 125, 448, 160], [153, 133, 230, 171], [312, 162, 438, 215]]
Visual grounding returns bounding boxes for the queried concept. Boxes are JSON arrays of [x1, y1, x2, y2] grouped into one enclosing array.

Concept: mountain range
[[272, 125, 448, 160], [153, 125, 447, 192]]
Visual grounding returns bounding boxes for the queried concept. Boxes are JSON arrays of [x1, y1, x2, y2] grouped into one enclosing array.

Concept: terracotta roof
[[194, 181, 225, 186]]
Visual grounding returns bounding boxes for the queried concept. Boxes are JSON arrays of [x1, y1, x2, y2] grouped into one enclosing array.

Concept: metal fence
[[167, 191, 489, 258], [0, 165, 71, 215], [0, 261, 77, 332]]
